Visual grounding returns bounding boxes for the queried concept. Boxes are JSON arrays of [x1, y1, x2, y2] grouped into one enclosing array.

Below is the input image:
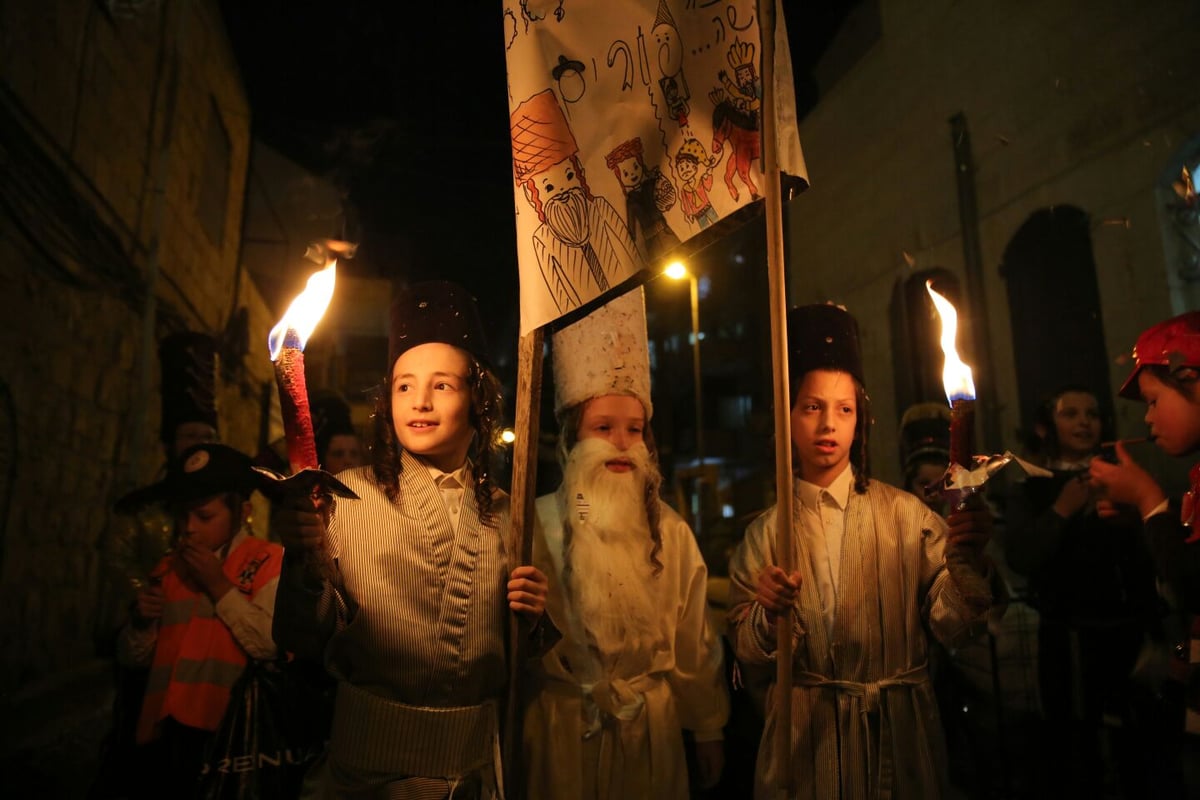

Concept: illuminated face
[[577, 394, 646, 473], [177, 494, 244, 551], [532, 158, 583, 205], [1140, 370, 1200, 457], [791, 370, 858, 487], [391, 343, 474, 472], [615, 156, 645, 191], [171, 422, 217, 459], [323, 433, 363, 475], [1052, 391, 1101, 461]]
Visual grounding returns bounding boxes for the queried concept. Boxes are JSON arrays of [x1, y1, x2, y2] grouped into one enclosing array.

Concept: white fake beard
[[561, 437, 661, 659]]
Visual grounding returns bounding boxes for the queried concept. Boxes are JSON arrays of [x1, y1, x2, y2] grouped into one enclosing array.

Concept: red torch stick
[[268, 260, 337, 473], [949, 398, 975, 469], [274, 329, 319, 472]]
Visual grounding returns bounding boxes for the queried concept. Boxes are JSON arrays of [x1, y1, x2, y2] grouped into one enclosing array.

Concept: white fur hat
[[552, 287, 653, 420]]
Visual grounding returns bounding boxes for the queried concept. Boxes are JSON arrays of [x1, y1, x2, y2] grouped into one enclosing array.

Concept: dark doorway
[[1001, 206, 1113, 436]]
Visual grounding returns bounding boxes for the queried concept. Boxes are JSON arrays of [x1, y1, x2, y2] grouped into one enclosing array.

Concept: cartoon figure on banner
[[674, 138, 718, 230], [605, 137, 681, 264], [520, 0, 565, 26], [650, 0, 691, 128], [710, 37, 762, 202], [552, 54, 587, 104], [511, 89, 644, 315]]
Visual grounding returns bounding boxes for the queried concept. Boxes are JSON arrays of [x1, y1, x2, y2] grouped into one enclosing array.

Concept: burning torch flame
[[268, 260, 337, 361], [926, 280, 976, 403]]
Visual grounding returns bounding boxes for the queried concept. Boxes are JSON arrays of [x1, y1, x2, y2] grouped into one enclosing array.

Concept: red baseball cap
[[1119, 311, 1200, 399]]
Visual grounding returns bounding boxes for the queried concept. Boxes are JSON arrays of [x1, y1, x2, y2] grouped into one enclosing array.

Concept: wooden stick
[[502, 328, 544, 800], [760, 0, 796, 795]]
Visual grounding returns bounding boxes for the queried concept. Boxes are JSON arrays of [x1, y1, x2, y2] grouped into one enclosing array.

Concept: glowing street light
[[664, 261, 704, 465]]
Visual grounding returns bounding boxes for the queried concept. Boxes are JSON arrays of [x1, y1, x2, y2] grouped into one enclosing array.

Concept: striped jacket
[[274, 452, 521, 790]]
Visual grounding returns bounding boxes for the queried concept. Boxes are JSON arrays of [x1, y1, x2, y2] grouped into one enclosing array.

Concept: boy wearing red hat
[[272, 282, 552, 799], [727, 303, 995, 799], [1090, 311, 1200, 783]]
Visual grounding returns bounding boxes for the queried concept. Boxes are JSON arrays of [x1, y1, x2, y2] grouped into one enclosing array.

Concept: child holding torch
[[726, 303, 995, 799], [271, 281, 553, 798]]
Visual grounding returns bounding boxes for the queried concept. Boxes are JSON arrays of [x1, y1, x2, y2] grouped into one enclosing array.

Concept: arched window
[[889, 267, 963, 413], [1001, 206, 1113, 437], [1155, 135, 1200, 315]]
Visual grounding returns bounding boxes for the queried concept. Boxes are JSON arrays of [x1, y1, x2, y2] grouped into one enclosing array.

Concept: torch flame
[[268, 260, 337, 361], [925, 280, 976, 403]]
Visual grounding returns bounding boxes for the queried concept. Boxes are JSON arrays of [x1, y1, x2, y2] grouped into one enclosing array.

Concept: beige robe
[[522, 493, 729, 800], [728, 478, 991, 800]]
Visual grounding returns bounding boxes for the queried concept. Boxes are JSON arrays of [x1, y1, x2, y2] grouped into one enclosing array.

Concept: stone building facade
[[0, 0, 279, 748], [787, 0, 1200, 487]]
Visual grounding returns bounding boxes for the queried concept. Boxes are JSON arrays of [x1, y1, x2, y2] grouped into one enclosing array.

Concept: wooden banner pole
[[502, 328, 544, 800], [760, 0, 796, 795]]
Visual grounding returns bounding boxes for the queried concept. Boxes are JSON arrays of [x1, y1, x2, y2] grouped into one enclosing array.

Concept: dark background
[[218, 1, 856, 337]]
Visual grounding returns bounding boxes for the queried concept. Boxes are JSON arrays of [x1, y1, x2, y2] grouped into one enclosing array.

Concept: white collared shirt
[[795, 463, 854, 637], [425, 462, 469, 527]]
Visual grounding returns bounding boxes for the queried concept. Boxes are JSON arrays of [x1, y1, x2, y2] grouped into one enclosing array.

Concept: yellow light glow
[[664, 261, 688, 281], [268, 260, 337, 360], [925, 280, 976, 403], [500, 428, 516, 444]]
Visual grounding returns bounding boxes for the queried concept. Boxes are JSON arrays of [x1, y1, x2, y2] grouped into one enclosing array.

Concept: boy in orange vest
[[116, 442, 283, 797]]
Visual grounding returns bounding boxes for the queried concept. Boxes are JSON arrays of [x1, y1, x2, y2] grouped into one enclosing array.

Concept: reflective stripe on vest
[[136, 534, 282, 743]]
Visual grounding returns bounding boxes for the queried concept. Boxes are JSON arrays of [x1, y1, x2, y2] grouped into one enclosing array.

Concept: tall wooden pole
[[760, 0, 796, 795], [503, 328, 544, 800]]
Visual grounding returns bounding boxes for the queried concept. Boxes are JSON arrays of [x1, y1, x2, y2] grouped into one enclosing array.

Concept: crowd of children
[[95, 292, 1200, 799]]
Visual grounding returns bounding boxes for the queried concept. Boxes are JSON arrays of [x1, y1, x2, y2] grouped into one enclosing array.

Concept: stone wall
[[0, 0, 276, 692], [786, 0, 1200, 486]]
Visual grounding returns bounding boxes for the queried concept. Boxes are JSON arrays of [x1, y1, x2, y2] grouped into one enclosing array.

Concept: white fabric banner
[[505, 0, 808, 334]]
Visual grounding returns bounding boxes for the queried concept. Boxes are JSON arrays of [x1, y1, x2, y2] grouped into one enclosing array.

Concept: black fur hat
[[387, 281, 490, 371], [786, 303, 865, 388]]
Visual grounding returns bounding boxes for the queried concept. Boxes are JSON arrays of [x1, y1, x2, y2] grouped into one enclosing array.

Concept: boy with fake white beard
[[727, 303, 996, 800], [522, 288, 730, 800]]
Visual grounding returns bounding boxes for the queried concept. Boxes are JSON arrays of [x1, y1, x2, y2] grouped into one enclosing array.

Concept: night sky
[[218, 1, 853, 300]]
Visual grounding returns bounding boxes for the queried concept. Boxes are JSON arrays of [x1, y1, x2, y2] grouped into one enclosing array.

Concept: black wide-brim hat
[[786, 303, 865, 388], [388, 281, 491, 371], [115, 443, 276, 513]]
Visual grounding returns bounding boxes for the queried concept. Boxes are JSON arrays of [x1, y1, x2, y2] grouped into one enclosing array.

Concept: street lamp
[[664, 261, 703, 465]]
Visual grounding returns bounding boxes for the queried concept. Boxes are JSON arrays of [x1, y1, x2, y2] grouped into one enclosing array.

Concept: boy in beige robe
[[728, 303, 994, 799]]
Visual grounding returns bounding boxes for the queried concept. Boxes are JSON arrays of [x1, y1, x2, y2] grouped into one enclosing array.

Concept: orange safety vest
[[136, 533, 283, 743]]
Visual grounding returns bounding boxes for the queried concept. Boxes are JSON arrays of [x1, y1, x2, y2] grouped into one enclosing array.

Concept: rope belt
[[795, 662, 930, 800]]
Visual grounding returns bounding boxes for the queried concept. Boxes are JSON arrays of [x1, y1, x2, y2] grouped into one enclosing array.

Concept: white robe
[[728, 478, 993, 800], [522, 492, 729, 800]]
